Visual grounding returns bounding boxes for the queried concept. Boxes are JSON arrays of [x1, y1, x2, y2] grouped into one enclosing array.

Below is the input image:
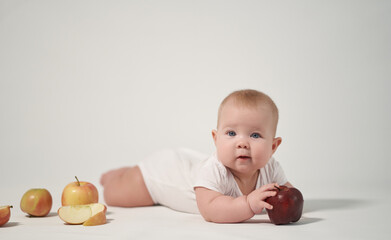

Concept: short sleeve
[[193, 154, 228, 194], [259, 157, 289, 187], [271, 158, 288, 185]]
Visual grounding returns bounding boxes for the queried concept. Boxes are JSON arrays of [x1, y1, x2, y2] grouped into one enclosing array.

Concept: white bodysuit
[[138, 148, 288, 214]]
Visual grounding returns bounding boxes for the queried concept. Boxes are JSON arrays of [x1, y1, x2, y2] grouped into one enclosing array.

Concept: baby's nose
[[236, 140, 250, 149]]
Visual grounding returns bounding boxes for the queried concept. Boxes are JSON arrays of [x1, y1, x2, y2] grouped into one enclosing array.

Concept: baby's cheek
[[217, 141, 229, 152], [217, 145, 232, 162], [253, 147, 271, 164]]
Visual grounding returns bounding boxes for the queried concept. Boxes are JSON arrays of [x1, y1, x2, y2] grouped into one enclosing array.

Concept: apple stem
[[75, 176, 80, 186], [274, 185, 281, 191]]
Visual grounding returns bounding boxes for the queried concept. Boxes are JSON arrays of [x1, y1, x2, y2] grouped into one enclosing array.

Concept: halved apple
[[0, 205, 13, 226], [89, 202, 107, 214], [58, 203, 106, 226]]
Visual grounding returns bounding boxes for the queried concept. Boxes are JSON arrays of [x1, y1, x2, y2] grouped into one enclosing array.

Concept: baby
[[100, 89, 292, 223]]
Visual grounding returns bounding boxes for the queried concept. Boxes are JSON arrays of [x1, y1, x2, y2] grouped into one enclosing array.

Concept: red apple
[[20, 188, 52, 217], [0, 205, 12, 226], [265, 185, 304, 225], [62, 176, 99, 206]]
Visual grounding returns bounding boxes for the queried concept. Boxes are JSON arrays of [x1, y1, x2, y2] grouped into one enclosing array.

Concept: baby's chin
[[228, 163, 262, 175]]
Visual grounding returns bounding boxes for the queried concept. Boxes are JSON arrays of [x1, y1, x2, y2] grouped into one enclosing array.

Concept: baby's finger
[[254, 200, 274, 211], [259, 190, 277, 200], [261, 201, 273, 210], [259, 183, 279, 192]]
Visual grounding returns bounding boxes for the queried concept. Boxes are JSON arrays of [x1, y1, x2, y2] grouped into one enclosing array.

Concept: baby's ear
[[211, 130, 218, 145], [272, 137, 282, 154]]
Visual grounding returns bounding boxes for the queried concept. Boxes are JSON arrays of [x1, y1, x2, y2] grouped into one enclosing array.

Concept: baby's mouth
[[237, 155, 251, 161]]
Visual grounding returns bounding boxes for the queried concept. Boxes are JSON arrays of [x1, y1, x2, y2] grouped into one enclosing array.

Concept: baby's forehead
[[218, 100, 278, 129], [222, 99, 274, 114]]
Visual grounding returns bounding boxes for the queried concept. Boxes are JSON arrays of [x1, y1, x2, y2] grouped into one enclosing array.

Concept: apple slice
[[0, 205, 13, 226], [58, 203, 107, 226], [89, 203, 107, 215], [58, 205, 92, 224], [84, 203, 106, 226], [83, 210, 106, 226]]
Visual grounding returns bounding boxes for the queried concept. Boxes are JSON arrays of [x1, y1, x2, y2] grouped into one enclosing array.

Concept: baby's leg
[[100, 167, 130, 186], [100, 166, 154, 207]]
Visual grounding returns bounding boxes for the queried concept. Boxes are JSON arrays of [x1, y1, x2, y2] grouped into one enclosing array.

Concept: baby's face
[[213, 102, 279, 178]]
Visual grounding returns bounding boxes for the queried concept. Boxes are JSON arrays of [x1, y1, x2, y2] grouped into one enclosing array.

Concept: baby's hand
[[246, 183, 278, 214]]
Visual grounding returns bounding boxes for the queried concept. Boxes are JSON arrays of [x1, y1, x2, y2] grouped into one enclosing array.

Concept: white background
[[1, 0, 390, 234]]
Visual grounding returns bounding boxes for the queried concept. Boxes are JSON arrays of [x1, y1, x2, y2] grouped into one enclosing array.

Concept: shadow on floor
[[246, 216, 322, 225], [303, 198, 372, 213], [1, 222, 20, 228], [246, 198, 372, 225]]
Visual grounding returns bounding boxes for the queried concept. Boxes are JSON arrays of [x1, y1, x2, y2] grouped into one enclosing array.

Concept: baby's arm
[[195, 183, 278, 223]]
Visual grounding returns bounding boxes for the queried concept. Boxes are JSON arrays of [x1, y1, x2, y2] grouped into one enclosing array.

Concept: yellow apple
[[0, 205, 12, 226], [61, 176, 98, 206], [20, 188, 52, 217], [58, 203, 106, 226]]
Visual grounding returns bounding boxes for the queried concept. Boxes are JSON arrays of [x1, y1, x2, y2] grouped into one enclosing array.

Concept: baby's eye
[[250, 133, 261, 139], [227, 131, 236, 137]]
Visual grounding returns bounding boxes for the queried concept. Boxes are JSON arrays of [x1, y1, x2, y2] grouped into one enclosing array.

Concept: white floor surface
[[1, 187, 390, 240]]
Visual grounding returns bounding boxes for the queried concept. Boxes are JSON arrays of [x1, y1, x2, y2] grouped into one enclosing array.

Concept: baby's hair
[[217, 89, 279, 133]]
